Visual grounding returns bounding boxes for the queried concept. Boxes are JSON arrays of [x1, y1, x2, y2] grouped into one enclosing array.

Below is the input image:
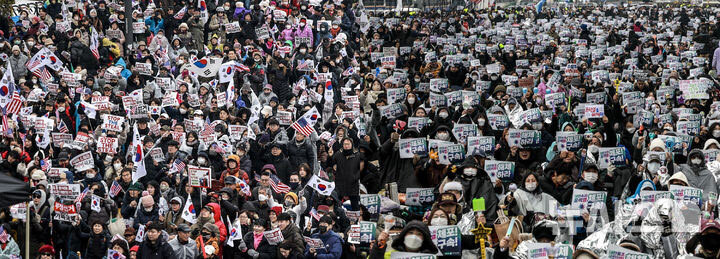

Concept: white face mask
[[439, 112, 449, 119], [713, 130, 720, 138], [478, 119, 485, 126], [584, 172, 598, 183], [626, 127, 635, 134], [647, 162, 660, 173], [430, 217, 448, 226], [407, 98, 416, 104], [114, 163, 123, 170], [403, 234, 424, 250], [525, 182, 537, 191], [258, 194, 268, 202], [299, 23, 305, 27], [86, 173, 96, 179], [664, 126, 673, 131], [463, 168, 477, 177], [436, 132, 450, 141], [691, 158, 703, 165]]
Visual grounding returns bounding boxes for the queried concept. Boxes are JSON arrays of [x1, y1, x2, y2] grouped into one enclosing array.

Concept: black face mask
[[701, 234, 720, 251], [342, 149, 353, 156], [318, 226, 327, 233]]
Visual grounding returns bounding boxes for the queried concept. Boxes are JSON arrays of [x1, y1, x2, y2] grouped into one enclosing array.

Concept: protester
[[5, 1, 720, 258]]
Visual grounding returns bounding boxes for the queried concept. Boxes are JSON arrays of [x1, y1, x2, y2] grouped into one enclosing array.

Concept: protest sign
[[437, 143, 465, 165], [53, 201, 78, 222], [429, 226, 461, 256], [359, 221, 377, 243], [132, 22, 145, 33], [408, 117, 430, 131], [487, 114, 509, 130], [571, 189, 607, 209], [583, 104, 604, 118], [225, 22, 240, 33], [639, 191, 673, 203], [101, 114, 125, 132], [360, 194, 381, 218], [96, 136, 118, 154], [136, 62, 152, 75], [303, 237, 324, 249], [451, 124, 477, 144], [597, 147, 626, 168], [606, 245, 652, 259], [379, 103, 403, 119], [276, 111, 293, 125], [70, 151, 94, 171], [466, 136, 495, 156], [669, 185, 703, 207], [429, 78, 449, 92], [484, 160, 515, 183], [387, 87, 406, 104], [263, 228, 284, 245], [188, 165, 212, 188], [389, 252, 437, 259], [10, 203, 26, 221], [525, 243, 574, 259], [405, 188, 435, 206], [398, 138, 428, 159], [506, 129, 541, 148], [555, 132, 583, 152], [679, 79, 709, 99], [348, 225, 361, 244], [48, 183, 81, 201]]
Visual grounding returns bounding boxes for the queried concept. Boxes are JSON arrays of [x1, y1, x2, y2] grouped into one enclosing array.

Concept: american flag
[[57, 120, 69, 133], [4, 91, 21, 115], [75, 187, 89, 204], [291, 117, 315, 137], [89, 26, 100, 59], [109, 181, 123, 198], [171, 158, 186, 173], [213, 143, 225, 154], [234, 62, 250, 72], [32, 67, 52, 82], [40, 157, 51, 171], [310, 207, 321, 221], [174, 6, 187, 20], [254, 173, 291, 194]]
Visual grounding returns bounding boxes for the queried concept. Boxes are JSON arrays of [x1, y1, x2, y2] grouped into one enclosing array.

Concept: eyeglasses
[[41, 253, 53, 256]]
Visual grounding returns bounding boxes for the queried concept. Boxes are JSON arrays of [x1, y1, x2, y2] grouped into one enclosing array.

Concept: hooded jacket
[[379, 129, 422, 192], [456, 158, 500, 223], [207, 202, 228, 244], [371, 220, 438, 257], [678, 149, 719, 201], [503, 173, 558, 216]]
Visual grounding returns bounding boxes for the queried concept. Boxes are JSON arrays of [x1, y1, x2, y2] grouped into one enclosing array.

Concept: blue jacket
[[144, 17, 164, 35], [305, 230, 343, 259]]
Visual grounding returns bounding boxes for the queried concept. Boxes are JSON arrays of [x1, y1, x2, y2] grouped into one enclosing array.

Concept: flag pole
[[25, 201, 29, 259]]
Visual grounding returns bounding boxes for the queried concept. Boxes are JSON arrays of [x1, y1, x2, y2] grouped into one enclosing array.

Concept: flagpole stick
[[25, 201, 30, 259]]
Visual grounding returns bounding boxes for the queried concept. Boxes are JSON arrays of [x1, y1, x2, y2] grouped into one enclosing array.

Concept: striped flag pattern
[[58, 120, 69, 133], [254, 173, 291, 194], [171, 158, 186, 174], [40, 157, 51, 171], [4, 91, 20, 115], [290, 117, 315, 137], [109, 181, 123, 198], [89, 26, 100, 60]]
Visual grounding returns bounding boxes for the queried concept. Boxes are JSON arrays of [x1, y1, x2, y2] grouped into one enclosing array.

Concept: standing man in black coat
[[136, 223, 175, 259], [332, 137, 364, 210]]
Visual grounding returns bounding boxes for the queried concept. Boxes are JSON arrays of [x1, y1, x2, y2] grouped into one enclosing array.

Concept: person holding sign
[[501, 173, 558, 224], [242, 218, 277, 258], [305, 215, 343, 258], [369, 220, 439, 258], [443, 157, 501, 223]]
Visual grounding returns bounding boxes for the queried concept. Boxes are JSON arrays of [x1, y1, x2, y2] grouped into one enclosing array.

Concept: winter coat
[[678, 149, 719, 201], [168, 236, 197, 259], [136, 235, 175, 259], [369, 221, 438, 258], [145, 17, 165, 35], [292, 25, 313, 46], [713, 42, 720, 75], [85, 230, 112, 259], [242, 232, 277, 259], [305, 230, 343, 259], [207, 203, 228, 244], [287, 138, 316, 168], [379, 138, 421, 192], [333, 149, 363, 197], [208, 15, 230, 41], [8, 53, 28, 79], [281, 223, 305, 255], [279, 28, 294, 42], [135, 206, 161, 229]]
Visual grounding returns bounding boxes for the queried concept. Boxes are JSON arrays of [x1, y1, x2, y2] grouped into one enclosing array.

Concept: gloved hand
[[247, 249, 259, 258]]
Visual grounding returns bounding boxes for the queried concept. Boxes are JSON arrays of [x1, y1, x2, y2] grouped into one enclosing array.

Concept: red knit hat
[[39, 245, 55, 254]]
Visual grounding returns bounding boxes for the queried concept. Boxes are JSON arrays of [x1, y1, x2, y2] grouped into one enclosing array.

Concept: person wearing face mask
[[445, 158, 500, 223], [370, 220, 438, 258], [305, 215, 343, 258], [217, 188, 240, 221], [425, 107, 454, 135], [331, 138, 364, 210], [196, 223, 221, 258], [502, 173, 558, 224], [220, 155, 250, 186], [686, 219, 720, 258], [678, 149, 719, 200], [134, 194, 160, 229]]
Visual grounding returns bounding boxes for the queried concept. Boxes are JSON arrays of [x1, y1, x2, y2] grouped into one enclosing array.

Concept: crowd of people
[[1, 0, 720, 258]]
